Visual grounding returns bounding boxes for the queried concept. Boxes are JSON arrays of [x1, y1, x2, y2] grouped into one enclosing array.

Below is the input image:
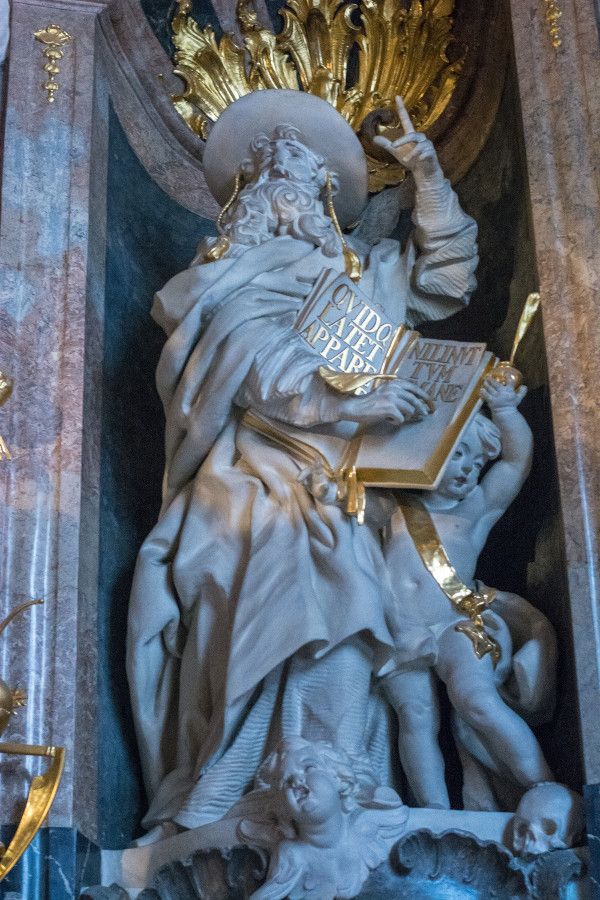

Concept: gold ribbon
[[400, 498, 501, 666]]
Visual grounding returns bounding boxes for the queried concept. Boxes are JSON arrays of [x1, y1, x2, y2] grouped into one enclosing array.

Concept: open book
[[244, 270, 497, 491]]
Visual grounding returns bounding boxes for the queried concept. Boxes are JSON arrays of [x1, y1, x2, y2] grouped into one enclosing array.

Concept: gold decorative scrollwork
[[0, 600, 65, 881], [33, 24, 72, 104], [171, 0, 465, 192], [0, 744, 65, 880]]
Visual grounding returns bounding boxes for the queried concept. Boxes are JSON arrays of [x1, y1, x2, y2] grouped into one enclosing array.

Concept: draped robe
[[127, 177, 478, 829]]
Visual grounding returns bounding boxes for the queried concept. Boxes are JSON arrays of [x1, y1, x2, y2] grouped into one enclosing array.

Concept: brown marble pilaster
[[0, 0, 109, 838], [509, 0, 600, 782]]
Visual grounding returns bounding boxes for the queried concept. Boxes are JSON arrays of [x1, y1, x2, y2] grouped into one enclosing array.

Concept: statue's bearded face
[[241, 126, 328, 193], [220, 126, 342, 257], [265, 138, 321, 187]]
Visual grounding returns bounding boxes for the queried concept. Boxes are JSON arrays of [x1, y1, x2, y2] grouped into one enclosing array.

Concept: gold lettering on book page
[[406, 340, 482, 404], [295, 272, 402, 389], [242, 269, 497, 512]]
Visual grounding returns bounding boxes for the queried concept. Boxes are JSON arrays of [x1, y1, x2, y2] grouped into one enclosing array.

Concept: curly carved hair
[[220, 125, 341, 256], [256, 737, 376, 814]]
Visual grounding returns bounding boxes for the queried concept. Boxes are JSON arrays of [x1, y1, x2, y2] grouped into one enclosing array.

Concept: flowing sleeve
[[403, 175, 479, 327], [235, 317, 343, 428]]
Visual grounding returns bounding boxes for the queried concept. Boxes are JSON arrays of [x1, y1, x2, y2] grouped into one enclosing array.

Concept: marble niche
[[0, 0, 598, 897]]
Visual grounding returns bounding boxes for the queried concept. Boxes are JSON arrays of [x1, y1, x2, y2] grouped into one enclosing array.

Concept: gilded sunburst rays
[[171, 0, 465, 192]]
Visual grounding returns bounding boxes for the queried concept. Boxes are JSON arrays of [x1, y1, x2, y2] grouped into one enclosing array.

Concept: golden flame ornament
[[491, 292, 542, 390]]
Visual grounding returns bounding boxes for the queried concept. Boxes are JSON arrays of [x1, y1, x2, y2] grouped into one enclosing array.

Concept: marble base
[[0, 826, 100, 899], [100, 808, 514, 890], [82, 825, 588, 900]]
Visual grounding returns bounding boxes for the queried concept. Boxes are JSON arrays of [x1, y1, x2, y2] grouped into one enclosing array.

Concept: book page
[[248, 271, 499, 490], [353, 341, 496, 487], [294, 270, 407, 387]]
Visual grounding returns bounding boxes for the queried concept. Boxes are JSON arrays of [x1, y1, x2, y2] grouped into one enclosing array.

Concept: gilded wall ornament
[[0, 370, 13, 460], [0, 600, 65, 880], [33, 24, 72, 103], [543, 0, 562, 49], [170, 0, 465, 192]]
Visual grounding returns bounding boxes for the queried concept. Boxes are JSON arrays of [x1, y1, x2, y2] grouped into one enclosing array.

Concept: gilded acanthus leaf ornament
[[171, 0, 465, 192]]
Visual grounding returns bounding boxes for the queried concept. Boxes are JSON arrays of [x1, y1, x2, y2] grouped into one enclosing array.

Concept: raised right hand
[[339, 378, 434, 426], [373, 97, 441, 185]]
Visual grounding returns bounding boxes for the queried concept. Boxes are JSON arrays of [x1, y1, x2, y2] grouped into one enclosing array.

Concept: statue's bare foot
[[131, 821, 180, 847]]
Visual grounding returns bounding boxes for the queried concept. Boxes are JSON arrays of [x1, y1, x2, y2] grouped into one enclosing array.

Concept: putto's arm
[[478, 378, 533, 517]]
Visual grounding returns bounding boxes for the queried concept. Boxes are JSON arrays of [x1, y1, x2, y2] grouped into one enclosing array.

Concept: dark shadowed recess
[[416, 65, 582, 795], [97, 102, 214, 846]]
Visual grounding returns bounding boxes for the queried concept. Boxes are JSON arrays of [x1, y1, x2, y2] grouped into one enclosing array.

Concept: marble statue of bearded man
[[127, 90, 479, 837]]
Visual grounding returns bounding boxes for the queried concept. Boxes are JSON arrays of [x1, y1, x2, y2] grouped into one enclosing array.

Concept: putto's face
[[437, 429, 486, 500], [267, 138, 317, 185], [278, 748, 342, 826]]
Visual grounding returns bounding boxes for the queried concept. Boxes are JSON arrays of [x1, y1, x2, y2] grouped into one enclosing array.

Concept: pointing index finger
[[395, 95, 414, 135]]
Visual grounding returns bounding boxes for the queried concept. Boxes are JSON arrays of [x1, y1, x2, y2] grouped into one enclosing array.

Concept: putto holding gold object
[[381, 375, 555, 809]]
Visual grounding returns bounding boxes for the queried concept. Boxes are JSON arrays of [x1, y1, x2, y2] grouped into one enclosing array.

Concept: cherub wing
[[248, 844, 304, 900], [352, 790, 410, 873], [333, 799, 410, 900]]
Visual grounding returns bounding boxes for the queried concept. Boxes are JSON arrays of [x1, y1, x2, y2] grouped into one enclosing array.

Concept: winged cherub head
[[255, 737, 367, 840], [238, 738, 408, 900]]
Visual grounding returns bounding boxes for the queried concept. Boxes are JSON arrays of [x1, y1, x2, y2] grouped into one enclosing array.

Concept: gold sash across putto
[[400, 498, 501, 666]]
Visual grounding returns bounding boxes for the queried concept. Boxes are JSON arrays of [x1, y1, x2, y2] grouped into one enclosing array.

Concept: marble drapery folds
[[127, 176, 478, 830]]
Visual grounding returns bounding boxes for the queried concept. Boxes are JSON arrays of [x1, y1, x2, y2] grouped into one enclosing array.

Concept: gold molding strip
[[33, 25, 72, 103], [543, 0, 562, 50], [0, 371, 12, 461]]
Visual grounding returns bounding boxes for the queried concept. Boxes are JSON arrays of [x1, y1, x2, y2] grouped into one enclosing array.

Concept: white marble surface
[[101, 807, 515, 890]]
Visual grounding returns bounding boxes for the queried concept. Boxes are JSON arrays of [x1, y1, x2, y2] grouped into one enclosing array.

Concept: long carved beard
[[224, 174, 342, 257]]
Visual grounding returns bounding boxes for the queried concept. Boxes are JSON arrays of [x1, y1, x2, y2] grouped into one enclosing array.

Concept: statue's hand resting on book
[[338, 378, 434, 426], [373, 96, 442, 186]]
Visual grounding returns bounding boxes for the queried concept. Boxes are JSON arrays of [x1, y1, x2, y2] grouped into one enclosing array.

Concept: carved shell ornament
[[170, 0, 466, 194]]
